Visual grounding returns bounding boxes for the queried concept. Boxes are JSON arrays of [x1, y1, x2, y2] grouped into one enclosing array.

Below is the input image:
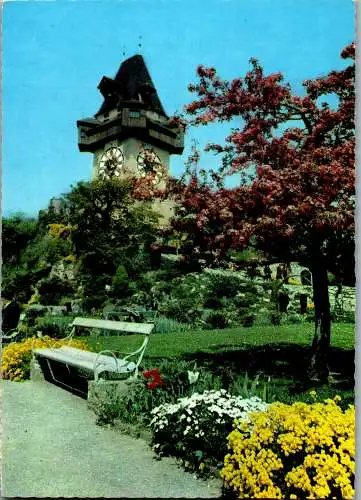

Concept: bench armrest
[[94, 350, 118, 381], [1, 329, 20, 341]]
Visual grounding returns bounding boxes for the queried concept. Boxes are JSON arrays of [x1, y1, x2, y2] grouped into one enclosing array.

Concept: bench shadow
[[179, 343, 355, 392], [37, 357, 88, 399]]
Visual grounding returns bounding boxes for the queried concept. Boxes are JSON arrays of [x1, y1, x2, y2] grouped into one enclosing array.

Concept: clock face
[[137, 148, 165, 184], [98, 147, 124, 179]]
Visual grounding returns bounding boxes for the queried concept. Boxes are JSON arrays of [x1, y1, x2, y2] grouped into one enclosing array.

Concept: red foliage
[[170, 44, 355, 273], [169, 43, 355, 381]]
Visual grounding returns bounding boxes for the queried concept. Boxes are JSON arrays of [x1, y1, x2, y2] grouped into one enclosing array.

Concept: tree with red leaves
[[169, 43, 355, 382]]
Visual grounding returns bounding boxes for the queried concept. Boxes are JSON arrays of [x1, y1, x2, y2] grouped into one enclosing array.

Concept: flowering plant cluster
[[143, 368, 165, 389], [149, 390, 268, 474], [47, 223, 72, 240], [221, 396, 355, 499], [1, 336, 90, 381]]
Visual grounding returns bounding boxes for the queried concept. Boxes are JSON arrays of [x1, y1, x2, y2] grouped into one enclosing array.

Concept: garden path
[[1, 379, 222, 497]]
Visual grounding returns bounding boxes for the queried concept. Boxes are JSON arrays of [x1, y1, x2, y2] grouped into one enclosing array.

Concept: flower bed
[[221, 397, 355, 498], [89, 361, 223, 426], [150, 390, 268, 475], [1, 336, 91, 381]]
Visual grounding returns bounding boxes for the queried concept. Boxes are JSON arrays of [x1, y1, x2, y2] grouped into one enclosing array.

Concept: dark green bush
[[159, 298, 202, 324], [270, 310, 282, 325], [23, 306, 47, 327], [204, 297, 223, 309], [38, 277, 74, 305], [286, 313, 305, 324], [240, 313, 255, 327], [206, 311, 228, 329], [332, 310, 355, 324], [206, 274, 241, 299], [112, 264, 129, 297], [35, 315, 73, 338]]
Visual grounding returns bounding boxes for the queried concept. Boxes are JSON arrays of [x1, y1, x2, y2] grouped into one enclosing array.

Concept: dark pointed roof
[[96, 54, 167, 118]]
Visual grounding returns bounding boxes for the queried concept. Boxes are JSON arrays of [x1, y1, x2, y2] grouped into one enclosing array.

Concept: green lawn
[[83, 322, 355, 358], [80, 322, 354, 406]]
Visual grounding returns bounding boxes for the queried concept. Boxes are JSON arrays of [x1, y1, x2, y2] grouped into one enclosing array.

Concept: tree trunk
[[308, 259, 331, 383]]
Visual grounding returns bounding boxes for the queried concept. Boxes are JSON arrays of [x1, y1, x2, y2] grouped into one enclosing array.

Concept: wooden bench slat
[[34, 348, 97, 372], [58, 347, 133, 367], [71, 317, 154, 335], [33, 348, 136, 373]]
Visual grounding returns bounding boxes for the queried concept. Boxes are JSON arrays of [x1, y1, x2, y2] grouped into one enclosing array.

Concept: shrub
[[1, 336, 91, 381], [34, 315, 73, 338], [150, 391, 268, 475], [90, 367, 176, 426], [89, 360, 224, 427], [332, 310, 355, 324], [37, 276, 74, 305], [112, 264, 129, 296], [205, 273, 242, 299], [154, 316, 192, 334], [240, 313, 255, 327], [253, 310, 273, 327], [23, 306, 47, 327], [206, 311, 228, 329], [285, 312, 305, 324], [89, 377, 165, 426], [270, 310, 282, 325], [221, 397, 355, 499], [158, 296, 202, 324]]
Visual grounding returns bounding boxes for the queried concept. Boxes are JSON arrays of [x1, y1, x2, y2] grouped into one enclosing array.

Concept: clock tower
[[77, 55, 184, 217]]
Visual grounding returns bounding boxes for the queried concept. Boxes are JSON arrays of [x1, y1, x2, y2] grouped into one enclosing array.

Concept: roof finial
[[138, 35, 143, 53]]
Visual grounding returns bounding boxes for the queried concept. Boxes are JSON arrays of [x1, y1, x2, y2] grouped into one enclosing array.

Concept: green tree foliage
[[2, 214, 39, 301], [64, 178, 160, 310], [112, 264, 130, 298], [2, 213, 38, 266], [37, 276, 74, 305]]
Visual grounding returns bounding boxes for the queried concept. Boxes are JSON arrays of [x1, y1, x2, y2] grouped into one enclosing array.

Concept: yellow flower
[[1, 336, 91, 381], [221, 399, 355, 499]]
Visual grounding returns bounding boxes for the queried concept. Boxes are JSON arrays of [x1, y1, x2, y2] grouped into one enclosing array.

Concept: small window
[[130, 110, 140, 118]]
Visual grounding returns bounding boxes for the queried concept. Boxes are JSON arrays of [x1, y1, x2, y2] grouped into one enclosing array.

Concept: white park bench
[[32, 317, 154, 393]]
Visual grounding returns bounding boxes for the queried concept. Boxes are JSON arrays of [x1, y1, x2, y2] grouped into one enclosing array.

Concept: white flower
[[187, 371, 200, 384]]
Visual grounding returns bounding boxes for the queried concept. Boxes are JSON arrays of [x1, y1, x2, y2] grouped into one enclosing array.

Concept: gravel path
[[1, 379, 222, 498]]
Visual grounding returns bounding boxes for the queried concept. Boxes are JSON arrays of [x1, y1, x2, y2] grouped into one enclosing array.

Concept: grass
[[79, 322, 355, 403], [83, 322, 355, 358]]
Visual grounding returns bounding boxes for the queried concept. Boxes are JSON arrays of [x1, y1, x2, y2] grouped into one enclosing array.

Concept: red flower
[[143, 368, 165, 389]]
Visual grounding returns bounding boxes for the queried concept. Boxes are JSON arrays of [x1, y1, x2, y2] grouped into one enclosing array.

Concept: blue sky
[[2, 0, 354, 217]]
